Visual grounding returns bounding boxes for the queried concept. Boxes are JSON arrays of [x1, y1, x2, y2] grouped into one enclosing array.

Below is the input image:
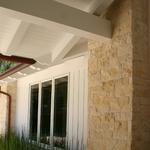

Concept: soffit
[[0, 0, 114, 84]]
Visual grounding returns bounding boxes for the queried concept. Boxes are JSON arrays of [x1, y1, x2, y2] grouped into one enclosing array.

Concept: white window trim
[[27, 73, 70, 149]]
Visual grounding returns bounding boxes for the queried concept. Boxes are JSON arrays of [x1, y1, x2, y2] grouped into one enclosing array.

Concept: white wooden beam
[[0, 19, 21, 55], [85, 0, 106, 13], [52, 34, 79, 63], [6, 21, 30, 55], [55, 0, 88, 11], [50, 0, 112, 63], [64, 41, 88, 61], [94, 0, 114, 16], [0, 0, 111, 41]]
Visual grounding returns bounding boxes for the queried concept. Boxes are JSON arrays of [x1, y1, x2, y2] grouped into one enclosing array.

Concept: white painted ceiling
[[12, 24, 70, 58], [0, 0, 113, 84]]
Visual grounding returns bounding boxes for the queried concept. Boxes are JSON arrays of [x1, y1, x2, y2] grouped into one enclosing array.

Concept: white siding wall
[[15, 56, 88, 149]]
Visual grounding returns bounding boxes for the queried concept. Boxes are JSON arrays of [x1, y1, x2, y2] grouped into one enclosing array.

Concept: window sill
[[30, 140, 65, 150]]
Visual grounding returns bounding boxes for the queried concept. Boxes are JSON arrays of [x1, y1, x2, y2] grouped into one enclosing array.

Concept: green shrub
[[0, 132, 43, 150]]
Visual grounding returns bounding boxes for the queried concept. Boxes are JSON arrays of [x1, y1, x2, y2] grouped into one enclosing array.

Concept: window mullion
[[50, 79, 55, 147], [37, 83, 42, 143], [28, 85, 31, 138], [66, 75, 70, 148]]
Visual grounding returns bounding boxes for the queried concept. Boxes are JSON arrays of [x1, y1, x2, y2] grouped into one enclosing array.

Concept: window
[[53, 77, 68, 148], [30, 84, 39, 141], [40, 81, 52, 144], [29, 76, 68, 149]]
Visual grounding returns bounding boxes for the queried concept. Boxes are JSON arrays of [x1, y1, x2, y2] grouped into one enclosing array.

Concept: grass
[[0, 132, 44, 150]]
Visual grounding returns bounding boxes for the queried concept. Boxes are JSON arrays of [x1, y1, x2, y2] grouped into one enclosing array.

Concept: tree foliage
[[0, 60, 16, 73]]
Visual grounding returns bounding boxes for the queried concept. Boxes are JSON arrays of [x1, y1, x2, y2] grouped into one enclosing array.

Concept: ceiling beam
[[0, 20, 21, 55], [6, 21, 30, 55], [64, 41, 88, 61], [0, 0, 111, 41], [52, 34, 79, 63], [0, 54, 36, 64], [0, 54, 36, 80], [86, 0, 106, 13], [94, 0, 114, 16], [0, 63, 29, 80], [50, 0, 113, 63]]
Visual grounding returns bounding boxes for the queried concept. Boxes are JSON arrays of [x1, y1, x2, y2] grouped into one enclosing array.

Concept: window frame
[[28, 74, 70, 149]]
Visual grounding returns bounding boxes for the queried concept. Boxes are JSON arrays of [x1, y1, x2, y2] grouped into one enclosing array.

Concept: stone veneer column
[[7, 81, 17, 130], [0, 81, 17, 134], [88, 0, 150, 149], [0, 85, 8, 134]]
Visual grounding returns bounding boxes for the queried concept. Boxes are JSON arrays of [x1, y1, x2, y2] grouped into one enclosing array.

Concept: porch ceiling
[[0, 0, 114, 84]]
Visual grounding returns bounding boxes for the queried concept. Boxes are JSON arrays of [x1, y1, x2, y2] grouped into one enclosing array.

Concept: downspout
[[0, 86, 11, 132]]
